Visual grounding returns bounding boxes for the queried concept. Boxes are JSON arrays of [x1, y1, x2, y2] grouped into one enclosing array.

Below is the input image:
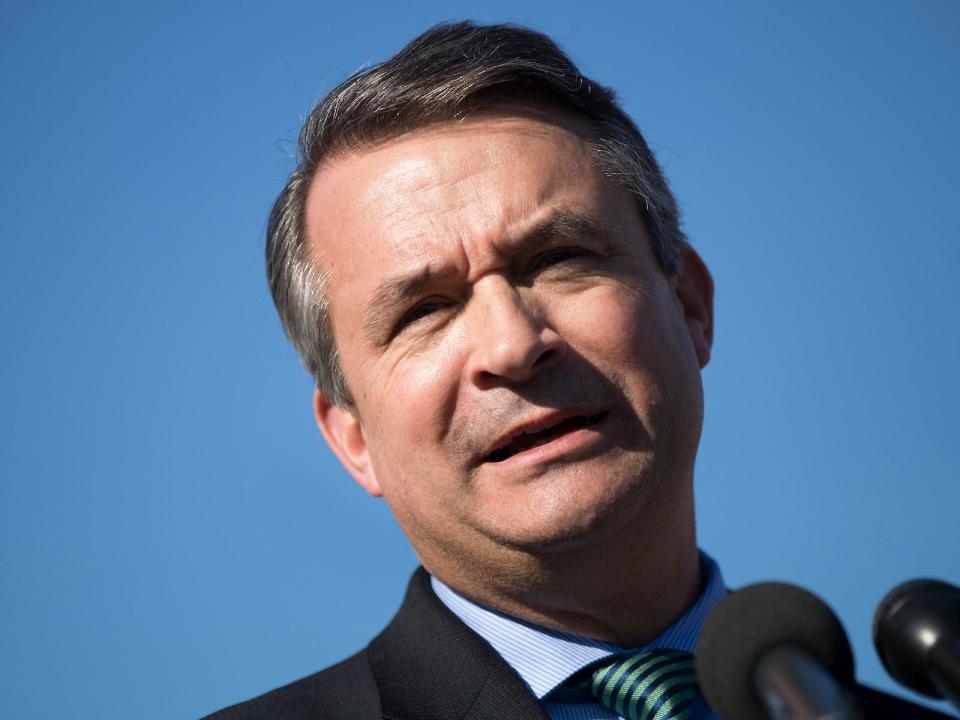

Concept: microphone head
[[696, 582, 855, 720], [873, 578, 960, 699]]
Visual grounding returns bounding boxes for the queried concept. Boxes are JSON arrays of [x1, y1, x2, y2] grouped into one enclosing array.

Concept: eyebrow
[[362, 210, 614, 343]]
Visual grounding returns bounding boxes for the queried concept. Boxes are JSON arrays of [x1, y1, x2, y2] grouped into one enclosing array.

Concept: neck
[[427, 504, 700, 647]]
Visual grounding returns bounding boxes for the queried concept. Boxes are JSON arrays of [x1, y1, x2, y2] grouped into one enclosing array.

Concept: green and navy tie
[[578, 648, 700, 720]]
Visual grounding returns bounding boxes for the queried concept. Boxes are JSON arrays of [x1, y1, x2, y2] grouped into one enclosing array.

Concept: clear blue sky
[[1, 1, 958, 717]]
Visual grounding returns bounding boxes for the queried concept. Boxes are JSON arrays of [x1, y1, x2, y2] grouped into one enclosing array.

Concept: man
[[207, 22, 952, 720]]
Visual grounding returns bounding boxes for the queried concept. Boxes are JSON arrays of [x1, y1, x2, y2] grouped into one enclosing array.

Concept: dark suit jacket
[[203, 568, 955, 719]]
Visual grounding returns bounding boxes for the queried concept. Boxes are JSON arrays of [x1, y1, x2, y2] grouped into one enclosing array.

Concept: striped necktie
[[578, 648, 700, 720]]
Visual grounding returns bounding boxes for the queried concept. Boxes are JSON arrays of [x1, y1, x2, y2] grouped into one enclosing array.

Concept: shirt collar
[[430, 550, 726, 700]]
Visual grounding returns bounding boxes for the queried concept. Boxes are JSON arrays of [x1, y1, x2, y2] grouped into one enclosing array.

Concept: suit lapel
[[367, 568, 549, 720]]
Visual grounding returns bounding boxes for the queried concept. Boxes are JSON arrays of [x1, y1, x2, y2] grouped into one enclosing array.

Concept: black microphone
[[873, 578, 960, 713], [696, 582, 863, 720]]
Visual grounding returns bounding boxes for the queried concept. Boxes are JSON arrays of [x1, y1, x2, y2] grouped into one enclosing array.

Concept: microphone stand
[[754, 646, 863, 720]]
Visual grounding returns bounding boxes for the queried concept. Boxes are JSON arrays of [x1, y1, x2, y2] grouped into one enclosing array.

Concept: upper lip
[[480, 408, 602, 463]]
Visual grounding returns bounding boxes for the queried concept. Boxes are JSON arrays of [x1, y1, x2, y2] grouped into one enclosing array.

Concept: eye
[[395, 298, 450, 332], [529, 247, 591, 273]]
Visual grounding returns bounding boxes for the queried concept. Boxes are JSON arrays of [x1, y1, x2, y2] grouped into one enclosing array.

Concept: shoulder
[[853, 682, 955, 719], [199, 649, 381, 720]]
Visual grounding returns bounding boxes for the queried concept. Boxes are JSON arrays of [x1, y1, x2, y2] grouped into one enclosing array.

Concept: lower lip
[[485, 415, 608, 471]]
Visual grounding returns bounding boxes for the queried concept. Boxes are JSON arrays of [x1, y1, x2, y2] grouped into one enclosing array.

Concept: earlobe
[[673, 247, 714, 369], [313, 390, 383, 497]]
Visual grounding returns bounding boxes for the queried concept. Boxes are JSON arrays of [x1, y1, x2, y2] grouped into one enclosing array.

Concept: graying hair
[[267, 21, 688, 407]]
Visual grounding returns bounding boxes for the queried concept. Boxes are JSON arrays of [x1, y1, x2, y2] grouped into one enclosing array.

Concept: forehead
[[309, 108, 601, 228], [303, 107, 619, 331]]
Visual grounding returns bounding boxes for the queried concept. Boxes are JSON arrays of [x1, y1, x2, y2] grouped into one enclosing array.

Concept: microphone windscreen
[[696, 582, 855, 720], [873, 578, 960, 698]]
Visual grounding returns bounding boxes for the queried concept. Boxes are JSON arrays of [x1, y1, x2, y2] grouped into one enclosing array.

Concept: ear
[[313, 389, 383, 497], [672, 246, 714, 369]]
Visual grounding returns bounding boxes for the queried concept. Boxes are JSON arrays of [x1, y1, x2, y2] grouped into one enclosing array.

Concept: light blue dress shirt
[[431, 551, 725, 720]]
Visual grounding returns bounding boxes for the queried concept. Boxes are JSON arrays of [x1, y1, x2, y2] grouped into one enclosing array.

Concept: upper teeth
[[522, 417, 562, 435]]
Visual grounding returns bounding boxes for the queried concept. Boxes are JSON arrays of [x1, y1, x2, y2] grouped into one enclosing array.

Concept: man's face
[[305, 106, 712, 574]]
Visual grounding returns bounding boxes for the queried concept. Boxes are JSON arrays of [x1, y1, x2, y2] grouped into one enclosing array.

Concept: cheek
[[558, 285, 666, 368], [357, 331, 468, 470], [558, 284, 695, 409], [359, 341, 472, 541]]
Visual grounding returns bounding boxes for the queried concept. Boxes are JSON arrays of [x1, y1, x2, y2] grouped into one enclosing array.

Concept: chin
[[484, 473, 651, 552]]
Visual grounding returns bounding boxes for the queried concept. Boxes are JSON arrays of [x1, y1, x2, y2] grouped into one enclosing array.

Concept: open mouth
[[483, 413, 605, 463]]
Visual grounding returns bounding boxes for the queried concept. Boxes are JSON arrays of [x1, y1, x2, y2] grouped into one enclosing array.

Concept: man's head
[[267, 22, 713, 589], [268, 22, 689, 408]]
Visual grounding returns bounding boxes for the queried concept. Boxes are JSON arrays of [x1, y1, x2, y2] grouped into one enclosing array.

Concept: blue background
[[2, 1, 958, 717]]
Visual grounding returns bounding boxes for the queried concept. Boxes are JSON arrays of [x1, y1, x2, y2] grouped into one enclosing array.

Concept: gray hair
[[267, 21, 688, 407]]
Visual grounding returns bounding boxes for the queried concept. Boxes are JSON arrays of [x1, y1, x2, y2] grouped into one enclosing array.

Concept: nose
[[466, 279, 567, 387]]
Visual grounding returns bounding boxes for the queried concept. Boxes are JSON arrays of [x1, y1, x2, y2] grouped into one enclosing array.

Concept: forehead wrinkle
[[467, 208, 615, 278], [362, 208, 616, 341]]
